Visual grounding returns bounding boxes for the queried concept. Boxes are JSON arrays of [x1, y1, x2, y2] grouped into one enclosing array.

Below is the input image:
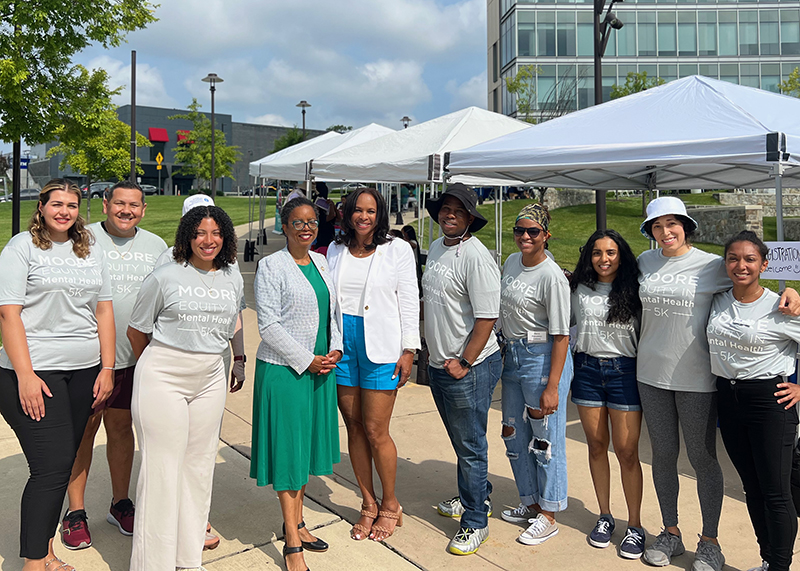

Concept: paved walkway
[[0, 223, 798, 570]]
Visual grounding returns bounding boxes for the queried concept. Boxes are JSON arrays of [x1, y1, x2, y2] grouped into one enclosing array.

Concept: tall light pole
[[296, 100, 311, 139], [401, 116, 412, 129], [202, 73, 224, 194], [593, 0, 624, 230]]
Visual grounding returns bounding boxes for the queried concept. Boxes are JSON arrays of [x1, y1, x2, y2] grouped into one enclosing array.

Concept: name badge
[[527, 330, 548, 344]]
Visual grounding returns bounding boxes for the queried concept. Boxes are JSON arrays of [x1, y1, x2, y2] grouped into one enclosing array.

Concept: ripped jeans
[[501, 338, 573, 513]]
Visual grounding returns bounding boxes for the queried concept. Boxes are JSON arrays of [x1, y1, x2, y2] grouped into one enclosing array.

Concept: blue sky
[[54, 0, 487, 145]]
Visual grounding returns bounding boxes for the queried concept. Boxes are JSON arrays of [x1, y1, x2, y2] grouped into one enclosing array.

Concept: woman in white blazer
[[327, 187, 420, 542]]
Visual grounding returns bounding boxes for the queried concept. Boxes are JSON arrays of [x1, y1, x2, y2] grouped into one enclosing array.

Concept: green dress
[[250, 261, 340, 491]]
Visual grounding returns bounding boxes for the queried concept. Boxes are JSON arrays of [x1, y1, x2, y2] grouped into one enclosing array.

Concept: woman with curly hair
[[0, 178, 115, 571], [126, 205, 244, 571], [569, 229, 645, 559]]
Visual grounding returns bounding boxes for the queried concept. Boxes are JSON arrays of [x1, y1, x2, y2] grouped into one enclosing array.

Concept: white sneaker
[[447, 526, 489, 555], [501, 503, 534, 524], [518, 513, 559, 546], [437, 496, 493, 518]]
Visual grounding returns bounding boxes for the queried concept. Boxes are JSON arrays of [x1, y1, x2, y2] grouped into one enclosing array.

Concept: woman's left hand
[[775, 381, 800, 409], [320, 350, 342, 374], [230, 358, 246, 393], [92, 368, 115, 410], [540, 384, 559, 415], [393, 351, 414, 389], [778, 288, 800, 316]]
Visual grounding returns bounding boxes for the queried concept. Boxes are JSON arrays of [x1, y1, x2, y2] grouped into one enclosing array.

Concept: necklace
[[188, 261, 217, 291], [350, 243, 374, 258], [734, 286, 764, 303]]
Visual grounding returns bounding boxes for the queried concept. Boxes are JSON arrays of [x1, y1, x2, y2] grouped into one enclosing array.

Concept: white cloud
[[87, 55, 176, 108], [246, 113, 292, 127], [446, 73, 488, 110]]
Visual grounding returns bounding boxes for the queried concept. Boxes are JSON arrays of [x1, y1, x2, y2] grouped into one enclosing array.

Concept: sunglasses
[[290, 219, 319, 230], [513, 226, 544, 238]]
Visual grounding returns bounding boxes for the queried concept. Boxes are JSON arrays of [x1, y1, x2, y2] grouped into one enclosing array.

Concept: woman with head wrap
[[497, 203, 573, 547]]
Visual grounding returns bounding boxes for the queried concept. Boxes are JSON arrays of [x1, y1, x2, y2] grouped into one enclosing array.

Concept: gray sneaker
[[746, 562, 769, 571], [692, 537, 725, 571], [437, 496, 493, 518], [518, 513, 559, 546], [447, 526, 489, 555], [501, 503, 535, 524], [643, 529, 685, 566]]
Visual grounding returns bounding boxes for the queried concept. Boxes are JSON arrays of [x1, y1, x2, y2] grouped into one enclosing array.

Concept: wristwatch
[[234, 355, 246, 362], [458, 357, 472, 370]]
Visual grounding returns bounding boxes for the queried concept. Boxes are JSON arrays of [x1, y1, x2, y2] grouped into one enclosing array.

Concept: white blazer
[[327, 238, 421, 363]]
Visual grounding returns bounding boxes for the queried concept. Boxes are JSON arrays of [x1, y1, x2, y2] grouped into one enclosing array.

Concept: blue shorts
[[336, 314, 399, 391], [570, 352, 641, 411]]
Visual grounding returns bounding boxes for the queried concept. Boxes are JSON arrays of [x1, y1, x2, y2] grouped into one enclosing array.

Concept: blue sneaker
[[588, 514, 615, 548], [620, 526, 645, 559]]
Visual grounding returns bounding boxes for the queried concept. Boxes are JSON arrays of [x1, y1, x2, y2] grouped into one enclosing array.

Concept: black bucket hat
[[426, 182, 488, 233]]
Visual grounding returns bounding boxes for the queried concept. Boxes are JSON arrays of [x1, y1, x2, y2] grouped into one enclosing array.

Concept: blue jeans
[[428, 350, 502, 529], [501, 338, 573, 512], [571, 353, 641, 411]]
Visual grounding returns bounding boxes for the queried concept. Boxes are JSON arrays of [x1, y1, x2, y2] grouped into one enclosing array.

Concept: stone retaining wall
[[783, 218, 800, 241], [715, 191, 800, 217], [541, 188, 596, 210], [686, 205, 763, 245]]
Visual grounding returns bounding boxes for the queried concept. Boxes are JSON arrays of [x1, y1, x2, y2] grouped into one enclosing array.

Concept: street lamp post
[[401, 116, 412, 129], [296, 100, 311, 139], [593, 0, 624, 230], [202, 73, 224, 194]]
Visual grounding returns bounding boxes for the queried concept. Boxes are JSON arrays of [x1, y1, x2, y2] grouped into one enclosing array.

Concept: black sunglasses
[[513, 226, 544, 238]]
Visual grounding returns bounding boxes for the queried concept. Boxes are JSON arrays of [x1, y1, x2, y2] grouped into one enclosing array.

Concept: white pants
[[130, 341, 226, 571]]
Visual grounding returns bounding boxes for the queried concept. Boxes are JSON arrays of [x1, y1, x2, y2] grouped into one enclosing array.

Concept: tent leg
[[775, 165, 786, 290], [499, 187, 503, 262]]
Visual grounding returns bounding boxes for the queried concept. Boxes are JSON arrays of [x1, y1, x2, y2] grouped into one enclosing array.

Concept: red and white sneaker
[[61, 509, 92, 550], [107, 498, 135, 536]]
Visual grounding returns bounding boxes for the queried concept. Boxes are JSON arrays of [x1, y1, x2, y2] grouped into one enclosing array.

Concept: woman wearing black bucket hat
[[422, 183, 502, 556]]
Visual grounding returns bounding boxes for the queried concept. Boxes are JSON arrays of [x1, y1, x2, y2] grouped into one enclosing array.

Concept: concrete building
[[488, 0, 800, 121], [29, 105, 325, 194]]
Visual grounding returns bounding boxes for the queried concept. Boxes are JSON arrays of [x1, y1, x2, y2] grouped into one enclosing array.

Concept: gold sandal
[[350, 501, 379, 541], [45, 557, 75, 571], [370, 505, 403, 541]]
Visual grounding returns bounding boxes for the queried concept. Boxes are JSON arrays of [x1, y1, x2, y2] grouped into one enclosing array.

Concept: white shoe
[[518, 513, 559, 546]]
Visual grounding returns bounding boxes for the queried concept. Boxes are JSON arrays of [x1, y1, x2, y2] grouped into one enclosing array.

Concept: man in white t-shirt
[[62, 181, 167, 549], [421, 183, 502, 556]]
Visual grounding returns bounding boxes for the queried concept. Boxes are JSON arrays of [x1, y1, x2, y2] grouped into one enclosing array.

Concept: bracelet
[[102, 366, 114, 371]]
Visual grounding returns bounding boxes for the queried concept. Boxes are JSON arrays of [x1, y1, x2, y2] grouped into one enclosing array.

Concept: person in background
[[327, 188, 420, 542], [313, 182, 337, 255], [127, 205, 244, 571], [251, 197, 342, 571], [708, 231, 800, 571], [422, 183, 502, 556], [497, 204, 573, 547], [570, 229, 645, 559], [62, 181, 167, 550], [0, 178, 115, 571], [401, 225, 423, 295], [388, 229, 404, 239]]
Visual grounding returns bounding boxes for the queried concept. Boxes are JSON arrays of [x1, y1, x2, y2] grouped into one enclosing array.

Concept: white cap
[[640, 196, 698, 239], [182, 194, 215, 216]]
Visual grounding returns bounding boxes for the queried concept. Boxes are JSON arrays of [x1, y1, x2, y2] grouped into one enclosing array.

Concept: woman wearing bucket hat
[[422, 183, 503, 556], [496, 203, 574, 548], [636, 196, 799, 571]]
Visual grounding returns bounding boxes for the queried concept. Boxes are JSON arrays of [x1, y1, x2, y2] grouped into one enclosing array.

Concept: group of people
[[1, 178, 799, 571]]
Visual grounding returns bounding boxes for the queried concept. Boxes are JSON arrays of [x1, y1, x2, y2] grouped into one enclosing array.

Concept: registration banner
[[763, 241, 800, 280]]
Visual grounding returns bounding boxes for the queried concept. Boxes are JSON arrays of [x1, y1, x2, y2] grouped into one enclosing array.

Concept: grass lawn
[[0, 195, 275, 249]]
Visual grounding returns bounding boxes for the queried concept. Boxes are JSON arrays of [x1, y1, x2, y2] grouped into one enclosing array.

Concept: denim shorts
[[570, 352, 641, 411], [336, 314, 399, 391]]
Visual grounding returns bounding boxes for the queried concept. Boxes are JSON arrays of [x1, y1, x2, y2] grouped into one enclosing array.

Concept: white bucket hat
[[182, 194, 215, 216], [640, 196, 698, 239]]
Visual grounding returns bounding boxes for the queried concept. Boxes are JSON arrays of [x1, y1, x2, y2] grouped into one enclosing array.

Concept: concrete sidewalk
[[1, 228, 798, 570]]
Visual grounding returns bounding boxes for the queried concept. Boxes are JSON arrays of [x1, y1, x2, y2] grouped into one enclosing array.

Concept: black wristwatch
[[459, 357, 472, 370]]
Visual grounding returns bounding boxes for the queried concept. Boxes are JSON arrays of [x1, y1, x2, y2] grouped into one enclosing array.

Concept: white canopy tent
[[248, 131, 340, 178]]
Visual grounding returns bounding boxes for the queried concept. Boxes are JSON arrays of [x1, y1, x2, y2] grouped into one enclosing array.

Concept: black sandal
[[282, 521, 329, 553], [282, 545, 309, 571]]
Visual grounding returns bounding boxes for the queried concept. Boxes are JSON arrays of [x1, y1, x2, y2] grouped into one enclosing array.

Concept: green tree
[[779, 67, 800, 98], [610, 71, 666, 100], [169, 99, 241, 190], [504, 65, 542, 123], [48, 107, 152, 182], [326, 124, 352, 133], [273, 126, 305, 153], [0, 0, 156, 146]]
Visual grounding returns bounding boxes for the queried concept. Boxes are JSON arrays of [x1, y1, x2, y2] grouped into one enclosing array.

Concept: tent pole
[[774, 163, 787, 290], [499, 187, 503, 262], [494, 188, 499, 264]]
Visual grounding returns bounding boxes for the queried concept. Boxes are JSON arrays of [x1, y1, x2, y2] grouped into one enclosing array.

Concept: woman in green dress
[[251, 196, 343, 571]]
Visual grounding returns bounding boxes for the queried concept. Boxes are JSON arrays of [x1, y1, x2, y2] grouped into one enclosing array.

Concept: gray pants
[[638, 382, 723, 538]]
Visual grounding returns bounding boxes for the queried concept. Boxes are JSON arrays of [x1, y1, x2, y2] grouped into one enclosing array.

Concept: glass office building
[[486, 0, 800, 120]]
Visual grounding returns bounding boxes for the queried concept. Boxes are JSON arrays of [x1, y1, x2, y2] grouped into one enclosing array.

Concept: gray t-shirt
[[0, 232, 112, 370], [129, 261, 244, 354], [422, 237, 500, 368], [637, 247, 730, 392], [156, 246, 247, 311], [571, 282, 639, 358], [500, 253, 570, 340], [89, 222, 167, 369], [708, 288, 800, 379]]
